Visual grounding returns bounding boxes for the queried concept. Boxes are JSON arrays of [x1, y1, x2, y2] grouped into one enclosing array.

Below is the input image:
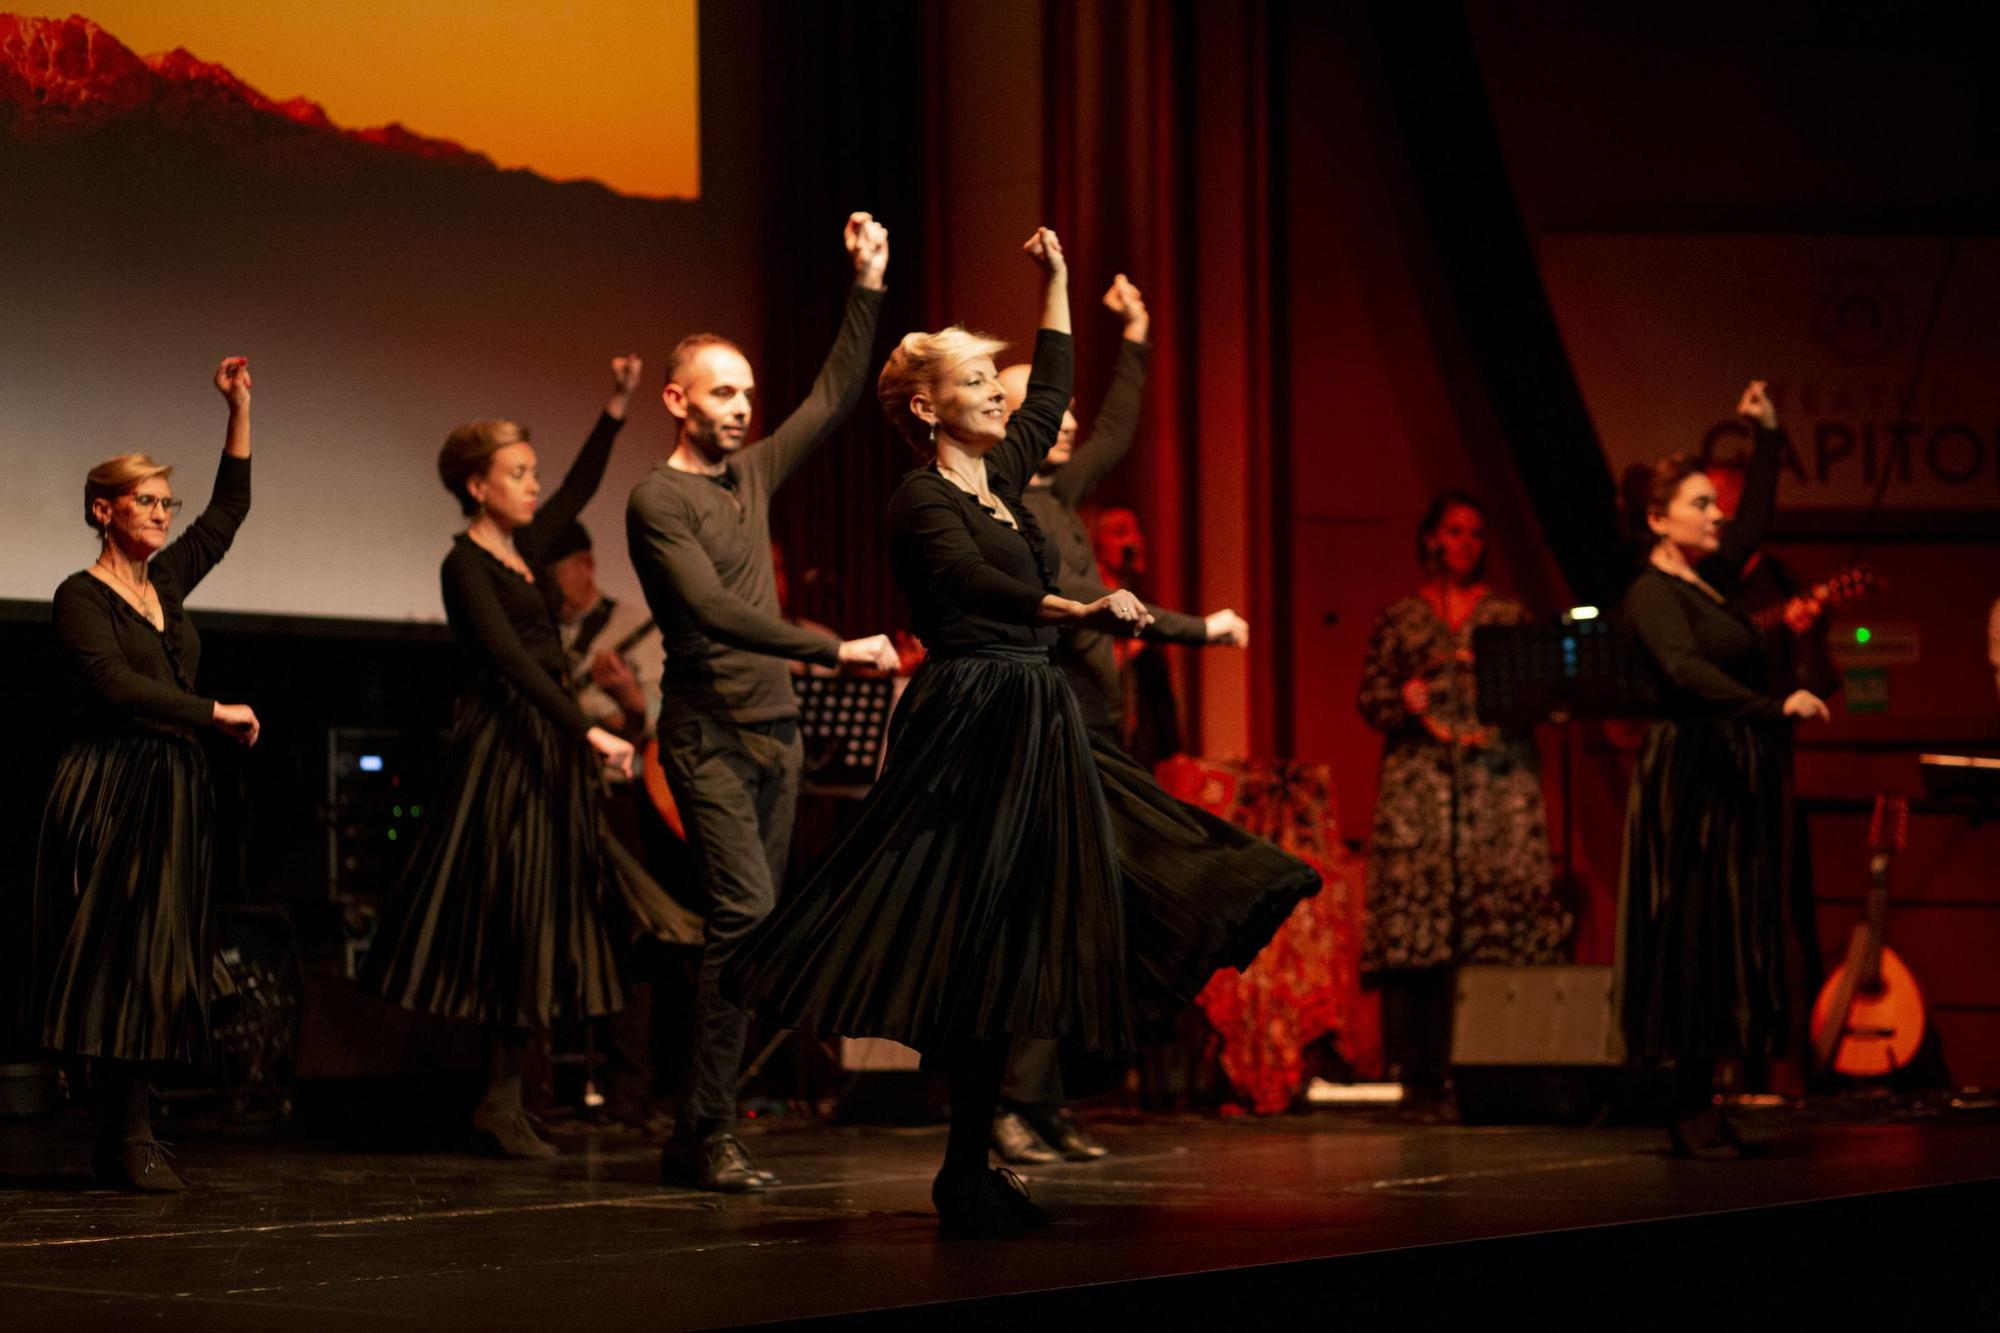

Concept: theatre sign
[[1540, 235, 2000, 513]]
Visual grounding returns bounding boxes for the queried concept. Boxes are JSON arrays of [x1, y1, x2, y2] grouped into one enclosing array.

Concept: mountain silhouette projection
[[0, 13, 494, 168]]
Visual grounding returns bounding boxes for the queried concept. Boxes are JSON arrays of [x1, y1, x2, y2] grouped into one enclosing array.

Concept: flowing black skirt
[[364, 682, 680, 1028], [32, 732, 214, 1064], [1617, 717, 1791, 1063], [725, 646, 1321, 1054]]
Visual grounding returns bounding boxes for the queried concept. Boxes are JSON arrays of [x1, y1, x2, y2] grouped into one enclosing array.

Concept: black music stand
[[1475, 616, 1660, 904], [795, 672, 904, 798]]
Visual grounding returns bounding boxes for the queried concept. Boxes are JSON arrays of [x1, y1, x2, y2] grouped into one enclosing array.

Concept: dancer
[[628, 212, 899, 1192], [1618, 380, 1829, 1156], [365, 355, 670, 1159], [727, 229, 1321, 1238], [31, 357, 259, 1191], [1358, 491, 1569, 1103], [991, 274, 1250, 1165]]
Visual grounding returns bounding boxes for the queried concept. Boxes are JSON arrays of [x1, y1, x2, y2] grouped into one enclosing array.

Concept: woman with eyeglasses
[[31, 357, 260, 1192]]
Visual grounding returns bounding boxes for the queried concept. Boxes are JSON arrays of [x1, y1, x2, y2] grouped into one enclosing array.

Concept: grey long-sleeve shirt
[[626, 284, 882, 722]]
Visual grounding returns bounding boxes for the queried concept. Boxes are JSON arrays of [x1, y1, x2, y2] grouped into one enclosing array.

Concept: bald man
[[992, 275, 1249, 1166], [628, 213, 901, 1192]]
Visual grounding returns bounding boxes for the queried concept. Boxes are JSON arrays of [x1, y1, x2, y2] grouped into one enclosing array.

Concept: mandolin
[[1810, 793, 1925, 1077], [1748, 562, 1885, 633]]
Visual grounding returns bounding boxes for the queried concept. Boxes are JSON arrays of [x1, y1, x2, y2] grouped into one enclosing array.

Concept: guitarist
[[548, 519, 662, 749], [548, 519, 688, 1132]]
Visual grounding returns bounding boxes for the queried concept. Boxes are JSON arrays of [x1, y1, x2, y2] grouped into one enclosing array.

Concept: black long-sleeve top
[[627, 284, 883, 722], [887, 329, 1075, 653], [1620, 424, 1789, 723], [1017, 339, 1207, 724], [440, 411, 622, 740], [52, 453, 251, 740]]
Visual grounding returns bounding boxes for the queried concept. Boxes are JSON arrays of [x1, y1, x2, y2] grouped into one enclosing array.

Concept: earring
[[929, 421, 937, 447]]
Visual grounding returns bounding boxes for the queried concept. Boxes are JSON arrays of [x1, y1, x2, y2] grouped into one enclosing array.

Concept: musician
[[548, 520, 663, 748], [1358, 490, 1569, 1104], [547, 520, 685, 1130], [1617, 380, 1830, 1156]]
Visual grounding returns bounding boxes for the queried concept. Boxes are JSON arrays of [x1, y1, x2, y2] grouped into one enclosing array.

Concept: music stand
[[1475, 616, 1660, 904], [795, 672, 905, 798]]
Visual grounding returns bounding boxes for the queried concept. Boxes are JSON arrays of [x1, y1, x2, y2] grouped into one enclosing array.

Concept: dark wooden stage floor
[[3, 1100, 1997, 1330]]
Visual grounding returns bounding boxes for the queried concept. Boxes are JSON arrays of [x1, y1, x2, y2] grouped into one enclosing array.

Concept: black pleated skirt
[[725, 646, 1321, 1054], [31, 732, 215, 1064], [364, 682, 641, 1029], [1617, 717, 1792, 1063]]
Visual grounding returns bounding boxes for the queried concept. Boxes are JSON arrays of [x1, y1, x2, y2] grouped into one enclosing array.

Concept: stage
[[3, 1100, 1996, 1329]]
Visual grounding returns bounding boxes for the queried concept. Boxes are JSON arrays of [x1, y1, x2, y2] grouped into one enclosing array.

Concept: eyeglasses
[[129, 495, 186, 516]]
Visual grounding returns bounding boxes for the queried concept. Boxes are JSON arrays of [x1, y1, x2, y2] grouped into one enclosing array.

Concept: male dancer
[[628, 213, 900, 1191], [993, 274, 1250, 1164]]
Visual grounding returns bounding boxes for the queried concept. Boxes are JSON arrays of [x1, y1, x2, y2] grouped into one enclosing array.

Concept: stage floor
[[3, 1100, 1997, 1329]]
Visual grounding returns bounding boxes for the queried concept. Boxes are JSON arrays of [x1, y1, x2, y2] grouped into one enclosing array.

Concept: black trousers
[[657, 709, 801, 1126], [1000, 1038, 1065, 1109]]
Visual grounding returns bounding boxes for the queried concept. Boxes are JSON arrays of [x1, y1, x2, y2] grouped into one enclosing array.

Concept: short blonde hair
[[877, 325, 1008, 455], [438, 419, 530, 516], [84, 454, 173, 532]]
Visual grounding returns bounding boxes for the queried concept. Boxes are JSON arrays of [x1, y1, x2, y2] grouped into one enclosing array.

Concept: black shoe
[[1024, 1107, 1108, 1162], [666, 1133, 770, 1193], [992, 1110, 1059, 1165], [1667, 1107, 1742, 1160], [472, 1106, 558, 1159], [92, 1139, 187, 1193], [933, 1167, 1050, 1239]]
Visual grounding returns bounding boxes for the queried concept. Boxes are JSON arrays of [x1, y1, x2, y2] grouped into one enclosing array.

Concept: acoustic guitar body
[[640, 737, 687, 842], [1811, 944, 1926, 1078]]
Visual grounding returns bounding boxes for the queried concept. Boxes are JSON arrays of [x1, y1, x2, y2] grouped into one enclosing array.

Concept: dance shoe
[[92, 1139, 188, 1193], [663, 1133, 773, 1192], [472, 1107, 558, 1159], [1667, 1107, 1744, 1160], [933, 1167, 1054, 1239], [1024, 1107, 1109, 1162], [991, 1110, 1060, 1165]]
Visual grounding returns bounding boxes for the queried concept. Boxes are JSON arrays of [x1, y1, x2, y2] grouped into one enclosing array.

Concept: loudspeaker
[[1450, 965, 1654, 1124]]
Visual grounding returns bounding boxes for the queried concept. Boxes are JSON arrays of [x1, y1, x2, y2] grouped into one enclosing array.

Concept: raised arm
[[150, 357, 252, 596], [1052, 276, 1150, 507], [1624, 576, 1783, 721], [746, 213, 889, 490], [522, 356, 640, 560], [1707, 380, 1784, 582], [626, 484, 841, 665]]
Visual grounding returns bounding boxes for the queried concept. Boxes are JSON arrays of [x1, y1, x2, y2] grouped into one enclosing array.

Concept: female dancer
[[728, 231, 1320, 1236], [33, 357, 260, 1191], [1359, 491, 1569, 1101], [1618, 380, 1828, 1156], [365, 356, 672, 1158]]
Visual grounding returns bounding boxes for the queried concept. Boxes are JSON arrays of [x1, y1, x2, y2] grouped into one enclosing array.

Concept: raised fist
[[610, 355, 644, 396], [1736, 379, 1777, 431], [1103, 274, 1149, 340], [1023, 227, 1067, 280], [845, 211, 890, 287], [214, 356, 251, 409]]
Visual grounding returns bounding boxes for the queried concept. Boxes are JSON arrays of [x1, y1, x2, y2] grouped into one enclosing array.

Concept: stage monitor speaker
[[1450, 965, 1653, 1124]]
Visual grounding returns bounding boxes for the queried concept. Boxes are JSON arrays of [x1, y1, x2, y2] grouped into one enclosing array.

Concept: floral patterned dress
[[1358, 592, 1570, 974]]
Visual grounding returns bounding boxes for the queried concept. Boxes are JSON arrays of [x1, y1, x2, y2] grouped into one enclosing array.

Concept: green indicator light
[[411, 806, 423, 817], [387, 828, 399, 841], [393, 805, 404, 818], [1855, 626, 1872, 644]]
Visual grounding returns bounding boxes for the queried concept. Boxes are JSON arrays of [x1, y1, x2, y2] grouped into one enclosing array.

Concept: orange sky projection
[[72, 1, 699, 198]]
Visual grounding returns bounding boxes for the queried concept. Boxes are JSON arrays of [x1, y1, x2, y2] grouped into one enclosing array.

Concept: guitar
[[1748, 563, 1885, 633], [1809, 793, 1925, 1077]]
